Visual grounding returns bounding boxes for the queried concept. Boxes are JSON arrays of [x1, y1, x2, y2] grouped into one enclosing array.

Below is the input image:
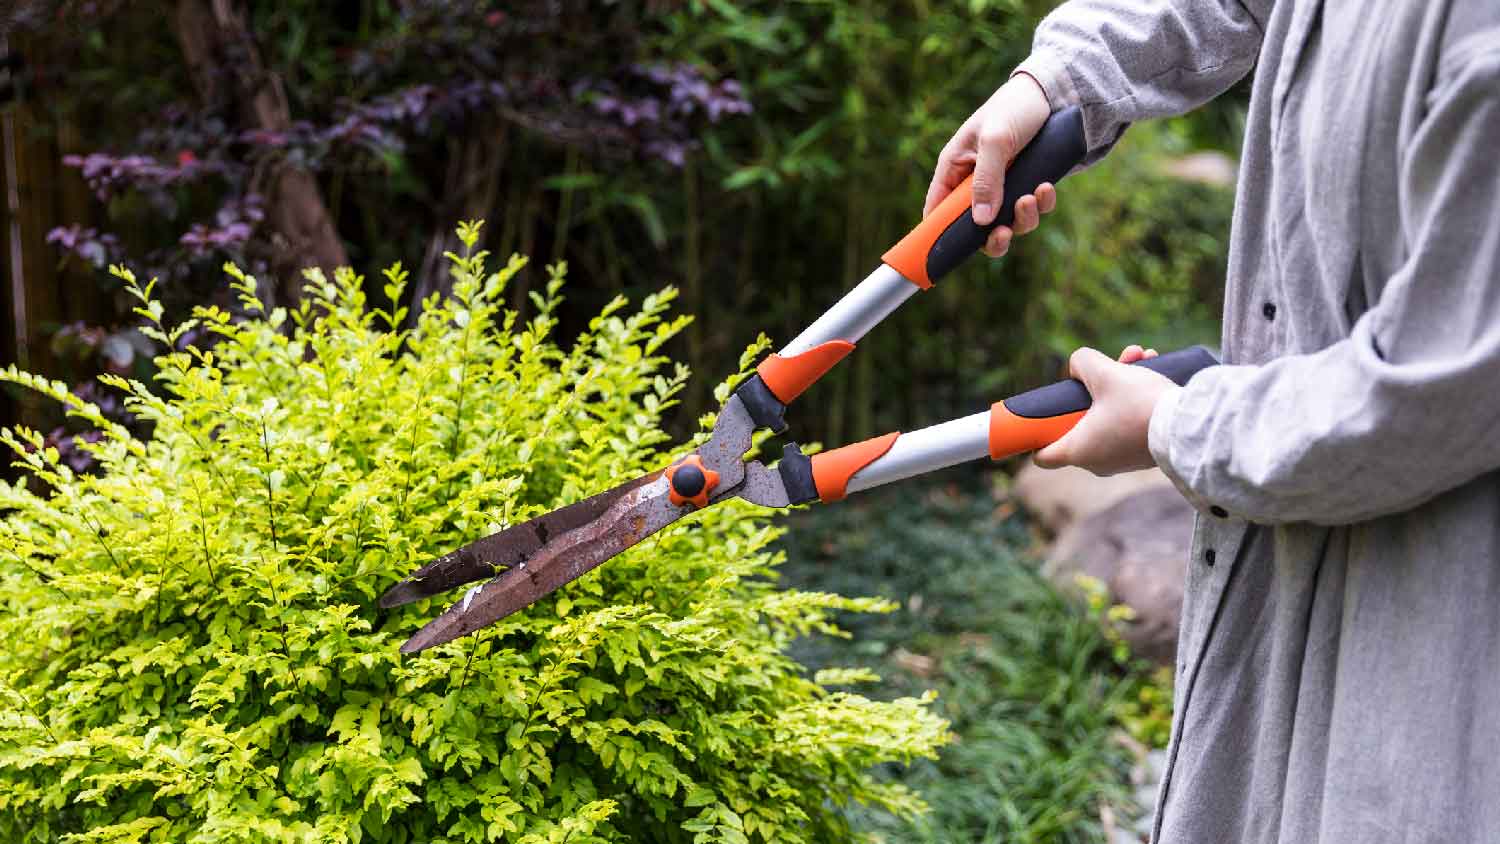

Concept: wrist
[[999, 72, 1052, 131], [1010, 71, 1050, 111], [1011, 52, 1077, 113]]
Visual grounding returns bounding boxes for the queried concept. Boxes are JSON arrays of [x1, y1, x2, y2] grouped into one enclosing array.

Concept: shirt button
[[1210, 505, 1228, 518], [1204, 548, 1217, 566], [1262, 302, 1277, 320]]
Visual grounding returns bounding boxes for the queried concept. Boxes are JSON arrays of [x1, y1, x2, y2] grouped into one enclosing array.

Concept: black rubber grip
[[734, 374, 789, 433], [777, 443, 819, 505], [926, 106, 1087, 284], [1002, 346, 1219, 419]]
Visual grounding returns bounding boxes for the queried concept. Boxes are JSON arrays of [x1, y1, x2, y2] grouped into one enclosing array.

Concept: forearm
[[1148, 331, 1500, 525], [1015, 0, 1270, 163], [1146, 46, 1500, 526]]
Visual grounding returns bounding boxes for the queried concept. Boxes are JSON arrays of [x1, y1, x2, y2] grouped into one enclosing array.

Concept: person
[[926, 1, 1500, 842]]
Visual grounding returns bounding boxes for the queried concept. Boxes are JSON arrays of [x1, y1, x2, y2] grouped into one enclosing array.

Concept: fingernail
[[973, 202, 994, 223]]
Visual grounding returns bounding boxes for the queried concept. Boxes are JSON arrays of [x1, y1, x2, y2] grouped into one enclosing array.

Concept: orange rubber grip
[[988, 403, 1085, 460], [987, 346, 1219, 459], [810, 431, 900, 502], [756, 340, 855, 404], [882, 178, 976, 290]]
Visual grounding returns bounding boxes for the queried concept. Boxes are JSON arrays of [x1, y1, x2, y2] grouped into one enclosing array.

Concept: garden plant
[[0, 225, 948, 843]]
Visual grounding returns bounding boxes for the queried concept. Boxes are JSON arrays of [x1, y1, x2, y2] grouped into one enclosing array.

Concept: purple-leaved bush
[[13, 1, 753, 470], [29, 2, 751, 288]]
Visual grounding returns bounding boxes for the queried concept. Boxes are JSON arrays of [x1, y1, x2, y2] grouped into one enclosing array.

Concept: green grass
[[776, 472, 1161, 843]]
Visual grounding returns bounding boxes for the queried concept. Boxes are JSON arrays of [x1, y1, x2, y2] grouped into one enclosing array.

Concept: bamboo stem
[[682, 158, 704, 422], [1, 71, 28, 373], [552, 146, 579, 267]]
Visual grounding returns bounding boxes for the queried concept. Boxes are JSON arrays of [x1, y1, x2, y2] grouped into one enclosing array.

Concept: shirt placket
[[1157, 1, 1328, 836], [1153, 518, 1252, 839]]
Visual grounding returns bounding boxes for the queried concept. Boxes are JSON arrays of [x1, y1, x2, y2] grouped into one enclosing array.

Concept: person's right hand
[[924, 73, 1057, 258], [1032, 344, 1174, 476]]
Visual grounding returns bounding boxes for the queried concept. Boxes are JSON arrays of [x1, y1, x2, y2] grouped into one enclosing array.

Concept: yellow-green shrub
[[0, 223, 947, 843]]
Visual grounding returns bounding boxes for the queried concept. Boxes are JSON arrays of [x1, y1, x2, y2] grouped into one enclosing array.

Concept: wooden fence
[[1, 39, 107, 436]]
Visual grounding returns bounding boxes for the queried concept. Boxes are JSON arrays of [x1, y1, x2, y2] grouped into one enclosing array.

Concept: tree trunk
[[172, 0, 347, 307]]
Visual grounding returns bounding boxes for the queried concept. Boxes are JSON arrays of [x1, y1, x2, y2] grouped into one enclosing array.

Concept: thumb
[[969, 120, 1019, 227], [1033, 347, 1112, 469], [1066, 346, 1116, 395], [969, 75, 1050, 228]]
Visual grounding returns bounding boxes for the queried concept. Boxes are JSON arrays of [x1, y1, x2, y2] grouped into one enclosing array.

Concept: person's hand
[[925, 73, 1058, 258], [1034, 345, 1179, 476]]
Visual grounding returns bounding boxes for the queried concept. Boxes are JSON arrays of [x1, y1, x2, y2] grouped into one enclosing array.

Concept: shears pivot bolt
[[666, 455, 719, 509]]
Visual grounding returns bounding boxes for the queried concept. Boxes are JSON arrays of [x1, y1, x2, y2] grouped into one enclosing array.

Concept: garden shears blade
[[381, 396, 792, 653], [380, 106, 1219, 654]]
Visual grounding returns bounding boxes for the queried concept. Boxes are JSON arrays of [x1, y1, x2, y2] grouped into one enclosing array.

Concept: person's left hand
[[1034, 345, 1180, 476]]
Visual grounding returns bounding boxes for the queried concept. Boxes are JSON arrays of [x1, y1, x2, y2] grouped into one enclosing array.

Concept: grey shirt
[[1015, 1, 1500, 842]]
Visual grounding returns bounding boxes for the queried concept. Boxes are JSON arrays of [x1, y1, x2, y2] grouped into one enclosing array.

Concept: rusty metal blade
[[399, 474, 689, 653], [379, 471, 662, 608]]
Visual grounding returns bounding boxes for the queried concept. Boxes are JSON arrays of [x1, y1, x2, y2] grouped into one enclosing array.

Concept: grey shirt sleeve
[[1014, 0, 1270, 163], [1148, 45, 1500, 526]]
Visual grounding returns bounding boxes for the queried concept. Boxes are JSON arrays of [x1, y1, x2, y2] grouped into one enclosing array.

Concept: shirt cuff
[[1012, 52, 1123, 167], [1149, 384, 1212, 513], [1012, 52, 1079, 112]]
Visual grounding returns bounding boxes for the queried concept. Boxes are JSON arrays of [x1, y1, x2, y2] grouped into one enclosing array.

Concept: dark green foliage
[[0, 226, 948, 843], [780, 476, 1159, 843], [13, 1, 1239, 453]]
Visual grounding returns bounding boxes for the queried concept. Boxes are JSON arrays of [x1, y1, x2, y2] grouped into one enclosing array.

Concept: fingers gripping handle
[[988, 346, 1219, 459], [883, 106, 1086, 288], [802, 346, 1219, 502]]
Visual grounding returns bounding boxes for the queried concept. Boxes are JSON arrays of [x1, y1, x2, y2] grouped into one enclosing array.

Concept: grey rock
[[1045, 488, 1194, 665], [1013, 463, 1172, 537], [1160, 151, 1238, 187], [1132, 809, 1157, 841], [1144, 749, 1170, 784], [1158, 151, 1242, 187], [1133, 783, 1160, 813]]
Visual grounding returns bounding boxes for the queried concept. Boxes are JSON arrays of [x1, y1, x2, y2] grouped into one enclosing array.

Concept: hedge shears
[[381, 107, 1218, 653]]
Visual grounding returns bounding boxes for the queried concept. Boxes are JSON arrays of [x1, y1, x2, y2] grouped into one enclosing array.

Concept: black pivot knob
[[671, 464, 706, 498], [666, 455, 720, 509]]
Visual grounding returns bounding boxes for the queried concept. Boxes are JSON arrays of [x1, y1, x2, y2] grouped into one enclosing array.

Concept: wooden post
[[1, 35, 110, 437]]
